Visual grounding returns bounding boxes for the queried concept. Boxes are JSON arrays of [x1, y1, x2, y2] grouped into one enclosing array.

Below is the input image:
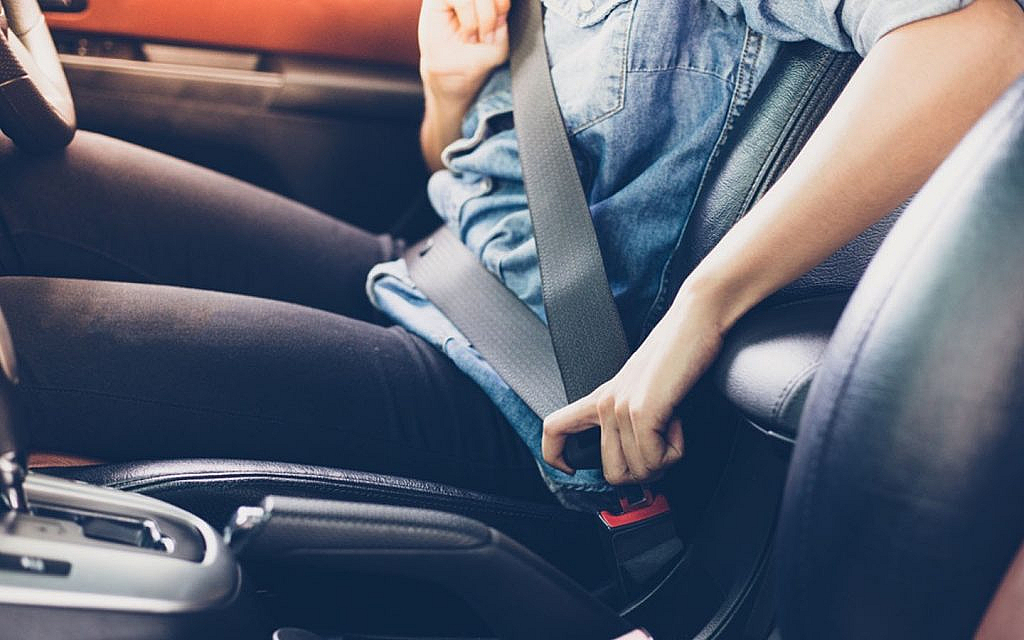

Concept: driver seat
[[775, 75, 1024, 640], [39, 39, 881, 584]]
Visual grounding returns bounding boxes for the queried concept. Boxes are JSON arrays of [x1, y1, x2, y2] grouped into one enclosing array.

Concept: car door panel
[[44, 0, 420, 66], [43, 1, 429, 234]]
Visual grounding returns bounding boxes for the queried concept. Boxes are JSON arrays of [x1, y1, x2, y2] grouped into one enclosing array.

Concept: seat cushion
[[713, 296, 846, 441], [41, 458, 610, 586]]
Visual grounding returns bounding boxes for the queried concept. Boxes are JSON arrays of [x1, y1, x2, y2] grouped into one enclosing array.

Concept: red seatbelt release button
[[599, 488, 671, 529]]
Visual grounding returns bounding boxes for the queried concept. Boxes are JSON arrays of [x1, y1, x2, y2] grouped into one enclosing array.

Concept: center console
[[0, 474, 254, 640], [0, 312, 255, 640]]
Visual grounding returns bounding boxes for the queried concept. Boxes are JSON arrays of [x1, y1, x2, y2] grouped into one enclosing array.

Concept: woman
[[0, 0, 1021, 509]]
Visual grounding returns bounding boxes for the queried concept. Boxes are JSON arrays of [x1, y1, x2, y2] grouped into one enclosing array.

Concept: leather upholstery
[[650, 41, 868, 339], [776, 77, 1024, 640], [41, 458, 607, 583], [714, 296, 846, 441], [683, 41, 898, 439], [238, 495, 630, 640]]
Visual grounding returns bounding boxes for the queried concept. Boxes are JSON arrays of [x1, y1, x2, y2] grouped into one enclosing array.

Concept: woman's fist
[[419, 0, 511, 103], [543, 291, 727, 485]]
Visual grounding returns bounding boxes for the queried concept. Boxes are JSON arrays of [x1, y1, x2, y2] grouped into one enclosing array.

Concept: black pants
[[0, 131, 552, 503]]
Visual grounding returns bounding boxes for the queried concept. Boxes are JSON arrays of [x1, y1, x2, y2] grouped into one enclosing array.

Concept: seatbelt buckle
[[599, 488, 670, 529], [598, 488, 683, 602]]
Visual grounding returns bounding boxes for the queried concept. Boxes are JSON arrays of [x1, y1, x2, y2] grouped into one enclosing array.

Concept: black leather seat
[[669, 41, 903, 443], [44, 458, 609, 584], [776, 76, 1024, 640], [713, 296, 845, 441], [46, 41, 890, 576]]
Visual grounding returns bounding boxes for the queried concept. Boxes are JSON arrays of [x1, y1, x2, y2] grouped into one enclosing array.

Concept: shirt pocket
[[542, 0, 637, 135]]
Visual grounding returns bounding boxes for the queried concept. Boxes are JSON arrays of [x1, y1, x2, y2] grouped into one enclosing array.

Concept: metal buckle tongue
[[599, 488, 683, 603]]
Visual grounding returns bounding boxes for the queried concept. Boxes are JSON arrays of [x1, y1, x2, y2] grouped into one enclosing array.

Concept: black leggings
[[0, 131, 553, 503]]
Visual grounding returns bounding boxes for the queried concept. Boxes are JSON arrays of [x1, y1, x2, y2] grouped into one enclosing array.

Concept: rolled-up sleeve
[[710, 0, 993, 56]]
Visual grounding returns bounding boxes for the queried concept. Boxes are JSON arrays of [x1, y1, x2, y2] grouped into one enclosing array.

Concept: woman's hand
[[419, 0, 511, 103], [542, 289, 730, 485], [418, 0, 511, 171]]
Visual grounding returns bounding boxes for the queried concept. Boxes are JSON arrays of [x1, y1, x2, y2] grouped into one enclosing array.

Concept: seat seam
[[258, 512, 488, 548], [770, 360, 821, 426], [126, 477, 585, 523]]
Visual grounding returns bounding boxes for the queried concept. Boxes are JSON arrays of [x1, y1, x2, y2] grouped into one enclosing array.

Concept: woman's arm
[[543, 0, 1024, 484], [418, 0, 511, 172]]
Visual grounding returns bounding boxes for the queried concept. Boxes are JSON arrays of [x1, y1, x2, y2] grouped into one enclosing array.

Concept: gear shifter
[[0, 306, 247, 638], [0, 308, 28, 512]]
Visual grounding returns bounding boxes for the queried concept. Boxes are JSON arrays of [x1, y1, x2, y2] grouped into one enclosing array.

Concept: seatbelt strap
[[409, 0, 628, 468], [407, 226, 566, 420], [409, 0, 627, 468], [506, 0, 630, 404]]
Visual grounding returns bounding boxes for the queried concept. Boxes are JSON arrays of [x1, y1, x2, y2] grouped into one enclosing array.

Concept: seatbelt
[[505, 0, 631, 404], [407, 225, 566, 420], [407, 0, 682, 602], [408, 0, 624, 468], [408, 0, 652, 475]]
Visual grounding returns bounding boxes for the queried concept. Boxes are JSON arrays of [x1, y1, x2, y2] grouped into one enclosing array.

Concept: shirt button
[[578, 0, 594, 12]]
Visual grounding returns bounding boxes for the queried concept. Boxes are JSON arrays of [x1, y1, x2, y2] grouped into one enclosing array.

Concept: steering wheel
[[0, 0, 75, 152]]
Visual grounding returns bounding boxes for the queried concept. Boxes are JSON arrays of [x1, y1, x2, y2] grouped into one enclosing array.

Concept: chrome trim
[[0, 452, 28, 513], [141, 43, 260, 71], [223, 505, 267, 551], [0, 473, 239, 613]]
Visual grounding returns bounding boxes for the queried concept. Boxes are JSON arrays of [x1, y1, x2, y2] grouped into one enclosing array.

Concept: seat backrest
[[646, 40, 899, 334], [776, 76, 1024, 640]]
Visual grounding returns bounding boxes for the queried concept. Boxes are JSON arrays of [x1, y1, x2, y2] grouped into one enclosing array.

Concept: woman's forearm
[[677, 0, 1024, 330], [420, 85, 474, 172]]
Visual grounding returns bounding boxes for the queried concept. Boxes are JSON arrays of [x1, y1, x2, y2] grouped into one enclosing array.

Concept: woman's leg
[[0, 131, 398, 320], [0, 276, 552, 502], [0, 133, 548, 499]]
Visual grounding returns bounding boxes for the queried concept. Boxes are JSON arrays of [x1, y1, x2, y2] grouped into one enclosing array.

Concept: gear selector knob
[[0, 310, 28, 512]]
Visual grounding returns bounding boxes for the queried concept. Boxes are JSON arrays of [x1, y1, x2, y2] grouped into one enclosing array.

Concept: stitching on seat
[[736, 52, 833, 222], [260, 512, 489, 548], [115, 475, 586, 523], [771, 360, 821, 426]]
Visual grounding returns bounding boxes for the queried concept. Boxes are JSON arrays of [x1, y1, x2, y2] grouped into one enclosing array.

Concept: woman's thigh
[[0, 131, 397, 321], [0, 276, 550, 502]]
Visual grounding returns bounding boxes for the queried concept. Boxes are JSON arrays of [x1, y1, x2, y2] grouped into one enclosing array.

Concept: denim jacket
[[368, 0, 983, 510]]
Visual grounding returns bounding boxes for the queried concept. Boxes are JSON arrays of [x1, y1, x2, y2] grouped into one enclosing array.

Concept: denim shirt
[[367, 0, 982, 509]]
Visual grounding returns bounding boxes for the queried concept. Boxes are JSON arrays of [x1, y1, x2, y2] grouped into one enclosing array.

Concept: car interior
[[0, 1, 1021, 639]]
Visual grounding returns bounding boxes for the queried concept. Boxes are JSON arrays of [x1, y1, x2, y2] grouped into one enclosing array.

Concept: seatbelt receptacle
[[599, 489, 683, 600]]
